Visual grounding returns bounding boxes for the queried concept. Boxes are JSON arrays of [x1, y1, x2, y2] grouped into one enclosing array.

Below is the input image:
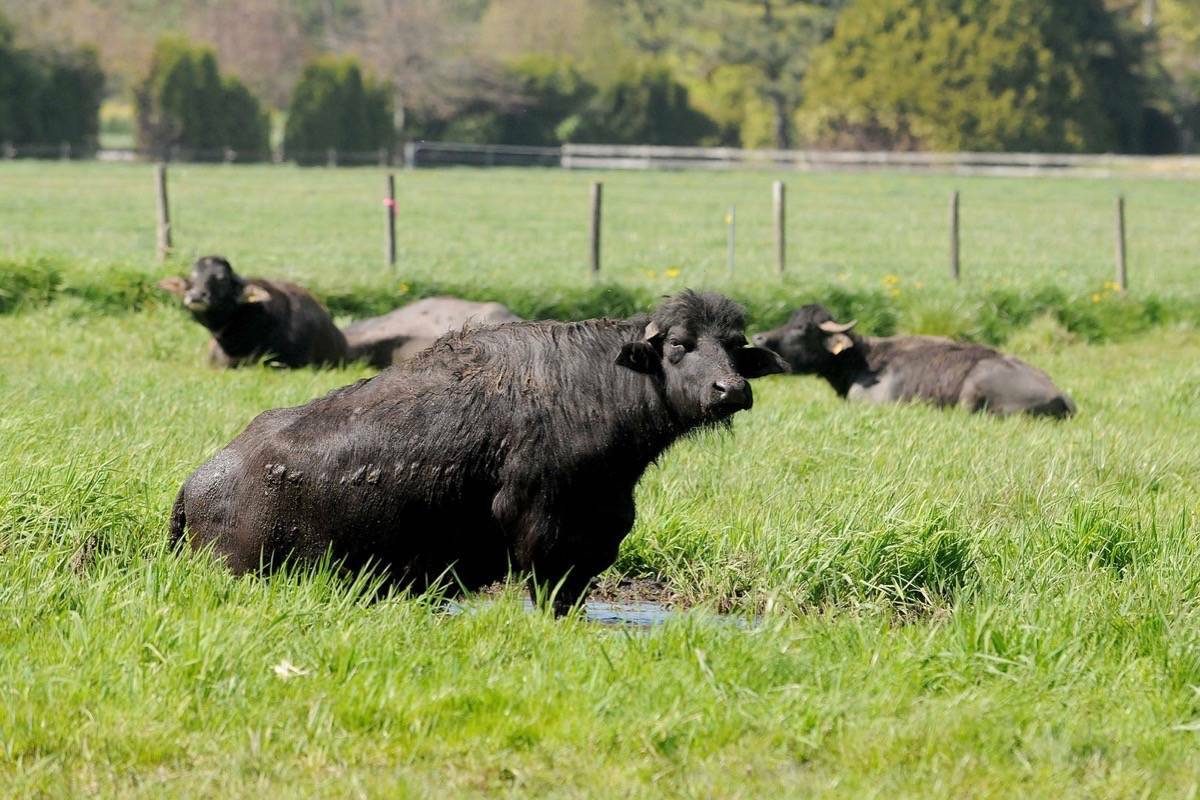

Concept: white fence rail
[[6, 139, 1200, 178], [559, 143, 1200, 178]]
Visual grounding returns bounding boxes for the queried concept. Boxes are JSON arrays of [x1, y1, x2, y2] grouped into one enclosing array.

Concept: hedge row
[[1, 257, 1195, 347]]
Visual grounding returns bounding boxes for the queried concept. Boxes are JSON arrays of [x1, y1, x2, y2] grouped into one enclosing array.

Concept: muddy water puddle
[[449, 577, 752, 628]]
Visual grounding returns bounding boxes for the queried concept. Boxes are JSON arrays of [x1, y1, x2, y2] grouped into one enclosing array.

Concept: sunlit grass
[[1, 296, 1198, 795]]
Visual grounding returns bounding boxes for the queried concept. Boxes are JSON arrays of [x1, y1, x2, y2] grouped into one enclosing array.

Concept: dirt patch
[[588, 575, 684, 607], [477, 575, 685, 608]]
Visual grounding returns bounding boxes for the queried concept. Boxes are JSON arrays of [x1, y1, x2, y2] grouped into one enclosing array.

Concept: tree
[[134, 36, 270, 159], [1151, 0, 1200, 150], [607, 0, 844, 148], [496, 55, 594, 145], [560, 61, 719, 145], [283, 55, 394, 163], [801, 0, 1146, 153], [0, 12, 104, 147]]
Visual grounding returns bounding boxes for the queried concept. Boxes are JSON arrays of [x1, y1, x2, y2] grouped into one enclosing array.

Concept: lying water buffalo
[[158, 256, 347, 368], [343, 296, 523, 368], [753, 304, 1075, 418], [170, 290, 788, 613]]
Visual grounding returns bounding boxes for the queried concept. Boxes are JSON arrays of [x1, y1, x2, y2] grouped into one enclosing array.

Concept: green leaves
[[802, 0, 1145, 152], [134, 36, 270, 159]]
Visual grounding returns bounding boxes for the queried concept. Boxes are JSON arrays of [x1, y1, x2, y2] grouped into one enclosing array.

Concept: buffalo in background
[[343, 297, 523, 368], [170, 290, 788, 613], [158, 256, 348, 368], [754, 304, 1075, 418], [159, 256, 522, 369]]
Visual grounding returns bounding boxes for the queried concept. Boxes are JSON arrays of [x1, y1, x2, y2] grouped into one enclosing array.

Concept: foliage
[[497, 55, 595, 146], [134, 35, 270, 159], [0, 13, 104, 147], [400, 56, 593, 147], [560, 60, 719, 145], [682, 64, 776, 148], [283, 55, 394, 163], [801, 0, 1147, 152], [1152, 0, 1200, 151]]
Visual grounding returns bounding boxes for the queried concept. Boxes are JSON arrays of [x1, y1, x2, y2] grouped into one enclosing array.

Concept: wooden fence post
[[326, 147, 337, 168], [773, 181, 786, 276], [949, 190, 960, 281], [589, 181, 603, 276], [1115, 195, 1127, 291], [726, 206, 736, 277], [384, 174, 397, 270], [155, 163, 172, 262], [60, 142, 71, 161]]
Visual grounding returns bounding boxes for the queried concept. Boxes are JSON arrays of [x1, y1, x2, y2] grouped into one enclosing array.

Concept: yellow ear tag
[[826, 333, 853, 355], [241, 285, 272, 304]]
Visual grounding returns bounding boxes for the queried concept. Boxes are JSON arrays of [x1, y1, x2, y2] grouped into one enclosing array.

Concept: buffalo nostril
[[713, 380, 749, 407]]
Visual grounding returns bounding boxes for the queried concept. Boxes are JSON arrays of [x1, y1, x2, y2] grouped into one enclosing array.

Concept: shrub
[[801, 0, 1145, 153], [283, 56, 394, 164], [497, 55, 594, 146], [560, 61, 719, 146], [0, 14, 104, 148], [134, 36, 269, 160]]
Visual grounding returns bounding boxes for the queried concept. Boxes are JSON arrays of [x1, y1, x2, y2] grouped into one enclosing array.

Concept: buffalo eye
[[666, 339, 689, 364]]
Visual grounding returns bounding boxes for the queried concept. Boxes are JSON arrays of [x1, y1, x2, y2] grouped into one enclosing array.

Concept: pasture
[[2, 162, 1200, 797]]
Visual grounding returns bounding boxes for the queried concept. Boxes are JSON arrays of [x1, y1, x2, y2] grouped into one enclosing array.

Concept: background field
[[3, 161, 1199, 294], [2, 163, 1200, 797]]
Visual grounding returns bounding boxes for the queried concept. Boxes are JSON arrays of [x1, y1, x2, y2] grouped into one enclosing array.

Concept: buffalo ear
[[824, 332, 854, 355], [616, 341, 661, 374], [240, 284, 272, 304], [735, 346, 789, 378], [157, 276, 188, 298]]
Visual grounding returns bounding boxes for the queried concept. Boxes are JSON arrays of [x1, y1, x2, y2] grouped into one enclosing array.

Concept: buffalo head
[[157, 256, 270, 324], [752, 304, 858, 374], [617, 290, 788, 424]]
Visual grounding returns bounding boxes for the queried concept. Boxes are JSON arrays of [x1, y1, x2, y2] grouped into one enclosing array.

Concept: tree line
[[2, 0, 1198, 156]]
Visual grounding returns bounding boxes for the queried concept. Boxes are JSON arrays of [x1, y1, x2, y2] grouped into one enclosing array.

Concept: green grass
[[2, 161, 1198, 294], [2, 163, 1200, 796]]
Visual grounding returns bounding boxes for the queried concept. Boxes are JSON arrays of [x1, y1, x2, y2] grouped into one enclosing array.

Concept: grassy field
[[3, 161, 1199, 294], [2, 162, 1200, 797]]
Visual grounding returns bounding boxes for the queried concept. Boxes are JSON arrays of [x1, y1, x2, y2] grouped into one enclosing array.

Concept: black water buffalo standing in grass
[[158, 256, 348, 368], [170, 290, 788, 613], [753, 304, 1075, 418], [342, 296, 523, 368]]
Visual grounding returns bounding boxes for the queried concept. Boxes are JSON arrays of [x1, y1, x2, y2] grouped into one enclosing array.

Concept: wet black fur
[[755, 304, 1075, 417], [170, 290, 786, 613], [165, 256, 347, 368]]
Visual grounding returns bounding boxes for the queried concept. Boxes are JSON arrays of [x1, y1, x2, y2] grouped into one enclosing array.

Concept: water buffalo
[[343, 296, 523, 368], [170, 290, 788, 613], [753, 304, 1075, 418], [158, 256, 347, 368]]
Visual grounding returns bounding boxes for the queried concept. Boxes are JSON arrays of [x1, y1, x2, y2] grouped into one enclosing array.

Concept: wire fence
[[4, 147, 1197, 295]]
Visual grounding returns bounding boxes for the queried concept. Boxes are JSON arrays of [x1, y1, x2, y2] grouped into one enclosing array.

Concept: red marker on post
[[384, 175, 397, 269]]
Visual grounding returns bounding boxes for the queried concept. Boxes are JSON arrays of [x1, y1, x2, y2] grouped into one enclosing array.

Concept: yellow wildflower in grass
[[882, 274, 901, 286], [1103, 281, 1122, 292], [397, 282, 410, 295], [1091, 293, 1102, 303], [665, 268, 681, 279], [889, 287, 901, 298], [836, 272, 849, 283]]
